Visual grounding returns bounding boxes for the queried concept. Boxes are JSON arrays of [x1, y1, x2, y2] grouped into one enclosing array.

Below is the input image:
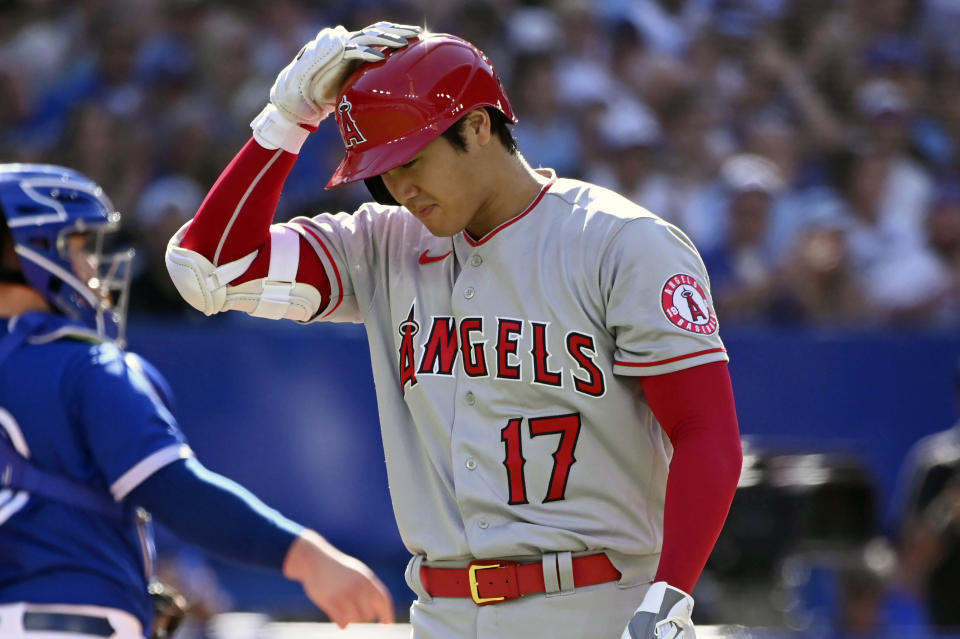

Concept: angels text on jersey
[[396, 303, 606, 398]]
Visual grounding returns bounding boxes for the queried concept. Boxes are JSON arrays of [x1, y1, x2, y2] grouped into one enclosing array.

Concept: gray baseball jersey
[[281, 172, 728, 562], [168, 168, 729, 637]]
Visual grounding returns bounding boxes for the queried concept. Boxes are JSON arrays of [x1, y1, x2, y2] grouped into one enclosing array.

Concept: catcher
[[0, 163, 393, 638]]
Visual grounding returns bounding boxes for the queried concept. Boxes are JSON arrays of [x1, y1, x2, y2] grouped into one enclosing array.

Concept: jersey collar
[[461, 170, 557, 247]]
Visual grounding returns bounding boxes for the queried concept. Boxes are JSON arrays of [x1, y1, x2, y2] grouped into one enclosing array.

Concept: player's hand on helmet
[[328, 22, 423, 98], [271, 21, 421, 126], [252, 22, 419, 152], [620, 582, 696, 639], [283, 529, 395, 627]]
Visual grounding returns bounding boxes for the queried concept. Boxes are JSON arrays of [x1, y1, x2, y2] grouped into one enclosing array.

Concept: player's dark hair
[[441, 107, 518, 155], [0, 210, 27, 284], [1, 209, 12, 257], [363, 108, 519, 206]]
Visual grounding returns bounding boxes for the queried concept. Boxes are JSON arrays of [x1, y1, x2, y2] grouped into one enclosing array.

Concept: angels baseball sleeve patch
[[660, 273, 718, 335]]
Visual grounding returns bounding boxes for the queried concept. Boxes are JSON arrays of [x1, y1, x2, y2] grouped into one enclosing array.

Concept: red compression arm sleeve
[[640, 361, 742, 593], [180, 138, 329, 290]]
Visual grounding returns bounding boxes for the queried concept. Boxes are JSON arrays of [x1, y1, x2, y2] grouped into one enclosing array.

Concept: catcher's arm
[[284, 529, 395, 628], [131, 458, 393, 627]]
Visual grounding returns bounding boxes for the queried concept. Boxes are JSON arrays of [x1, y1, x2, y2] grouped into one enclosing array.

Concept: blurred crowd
[[3, 0, 960, 326]]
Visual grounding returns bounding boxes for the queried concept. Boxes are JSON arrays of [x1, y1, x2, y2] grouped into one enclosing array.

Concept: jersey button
[[464, 286, 475, 299], [478, 519, 490, 529], [465, 458, 478, 470], [465, 391, 476, 406], [470, 254, 483, 267]]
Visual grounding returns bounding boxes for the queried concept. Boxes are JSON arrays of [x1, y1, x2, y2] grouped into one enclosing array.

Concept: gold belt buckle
[[468, 563, 505, 605]]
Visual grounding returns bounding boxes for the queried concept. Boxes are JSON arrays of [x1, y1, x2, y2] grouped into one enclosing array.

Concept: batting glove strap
[[621, 582, 696, 639], [251, 104, 311, 154]]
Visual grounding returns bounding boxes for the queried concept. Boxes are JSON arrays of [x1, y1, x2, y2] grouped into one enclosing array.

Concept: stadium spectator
[[509, 52, 584, 177], [772, 198, 870, 325], [585, 96, 665, 211], [0, 0, 957, 330], [923, 186, 960, 324], [700, 153, 784, 321]]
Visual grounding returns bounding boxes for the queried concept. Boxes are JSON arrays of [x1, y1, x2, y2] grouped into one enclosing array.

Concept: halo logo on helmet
[[0, 164, 134, 345], [337, 96, 367, 148], [327, 32, 518, 193]]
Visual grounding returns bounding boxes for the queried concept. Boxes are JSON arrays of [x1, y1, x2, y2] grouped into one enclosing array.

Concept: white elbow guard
[[165, 221, 257, 316], [165, 222, 323, 322]]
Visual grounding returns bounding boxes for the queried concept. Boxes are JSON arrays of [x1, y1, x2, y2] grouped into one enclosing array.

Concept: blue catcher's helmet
[[0, 164, 134, 345]]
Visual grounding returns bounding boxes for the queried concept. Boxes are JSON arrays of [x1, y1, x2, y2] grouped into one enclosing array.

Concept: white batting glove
[[620, 582, 696, 639], [251, 22, 420, 153]]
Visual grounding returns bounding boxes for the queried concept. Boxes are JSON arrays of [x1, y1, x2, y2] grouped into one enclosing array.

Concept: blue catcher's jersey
[[0, 312, 192, 630]]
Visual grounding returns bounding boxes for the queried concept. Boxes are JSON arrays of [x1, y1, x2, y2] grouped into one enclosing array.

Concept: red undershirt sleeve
[[179, 138, 329, 290], [639, 361, 743, 593]]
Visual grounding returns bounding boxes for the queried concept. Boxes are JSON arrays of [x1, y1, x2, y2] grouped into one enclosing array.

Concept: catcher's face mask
[[0, 164, 134, 345]]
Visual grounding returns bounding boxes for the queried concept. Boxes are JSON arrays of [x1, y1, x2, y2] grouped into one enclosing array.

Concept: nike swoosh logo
[[419, 250, 452, 265]]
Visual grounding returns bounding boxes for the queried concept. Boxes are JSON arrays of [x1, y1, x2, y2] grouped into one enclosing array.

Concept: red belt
[[419, 553, 621, 606]]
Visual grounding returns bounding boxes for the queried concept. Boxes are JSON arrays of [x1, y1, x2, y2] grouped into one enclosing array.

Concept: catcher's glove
[[621, 581, 696, 639], [148, 580, 188, 639]]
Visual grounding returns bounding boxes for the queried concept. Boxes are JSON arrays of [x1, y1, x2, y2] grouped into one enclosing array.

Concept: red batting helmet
[[325, 32, 517, 190]]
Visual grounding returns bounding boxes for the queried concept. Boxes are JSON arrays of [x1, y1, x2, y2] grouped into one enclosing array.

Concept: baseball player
[[165, 23, 743, 639], [891, 359, 960, 630], [0, 163, 393, 639]]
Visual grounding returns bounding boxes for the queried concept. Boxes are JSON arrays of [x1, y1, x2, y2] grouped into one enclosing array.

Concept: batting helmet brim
[[325, 122, 444, 189]]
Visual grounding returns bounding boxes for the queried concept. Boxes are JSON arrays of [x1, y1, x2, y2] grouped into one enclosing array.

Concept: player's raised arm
[[164, 23, 419, 320]]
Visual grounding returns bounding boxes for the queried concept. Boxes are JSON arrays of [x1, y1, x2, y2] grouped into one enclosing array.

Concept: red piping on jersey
[[463, 177, 557, 247], [615, 347, 727, 368], [301, 225, 344, 319]]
